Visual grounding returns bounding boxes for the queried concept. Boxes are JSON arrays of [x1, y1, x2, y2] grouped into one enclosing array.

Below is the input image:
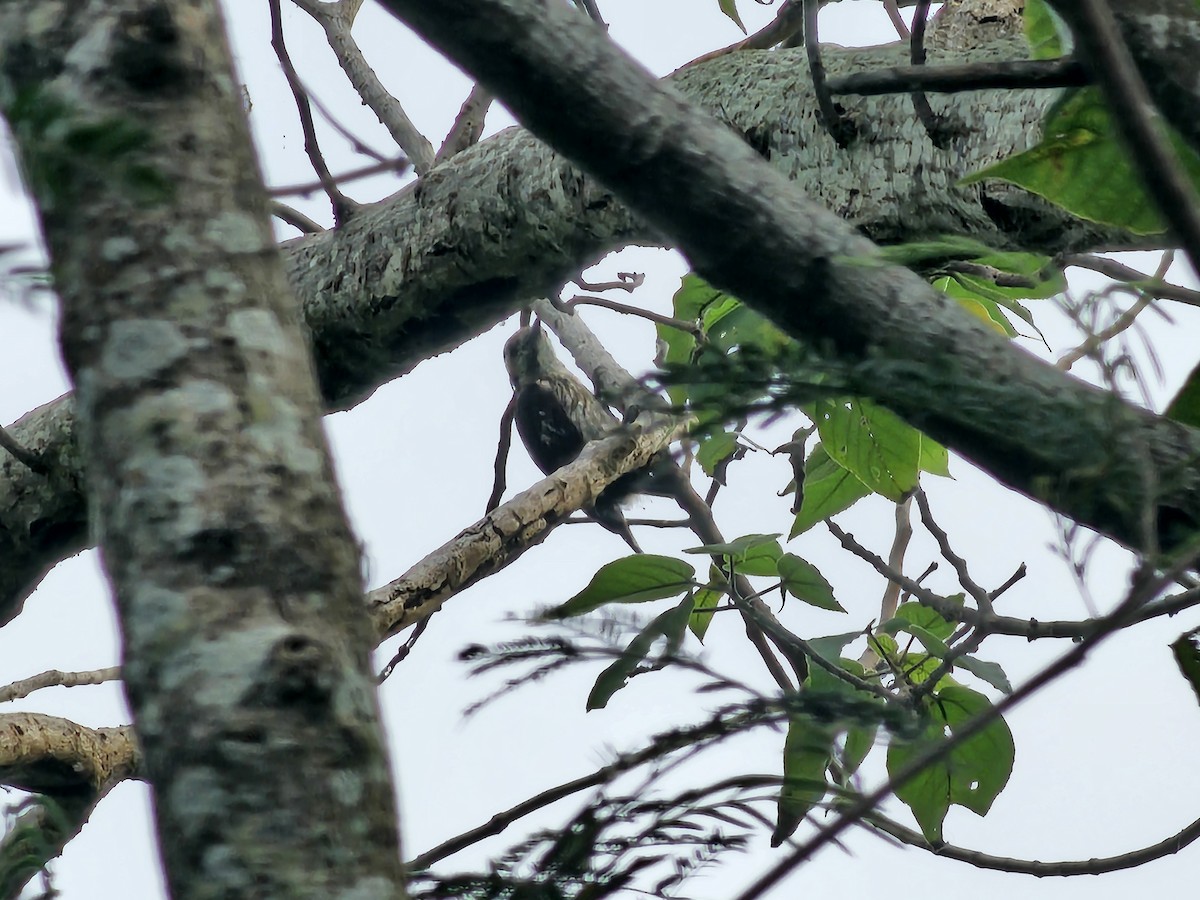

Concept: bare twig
[[269, 0, 358, 222], [678, 0, 806, 70], [270, 201, 324, 234], [828, 56, 1086, 96], [269, 156, 411, 197], [564, 294, 703, 337], [0, 667, 120, 703], [574, 272, 644, 293], [907, 0, 954, 147], [883, 0, 911, 38], [867, 810, 1200, 876], [804, 0, 854, 146], [914, 488, 992, 614], [487, 393, 518, 513], [1058, 254, 1200, 309], [291, 0, 436, 174], [435, 84, 493, 165]]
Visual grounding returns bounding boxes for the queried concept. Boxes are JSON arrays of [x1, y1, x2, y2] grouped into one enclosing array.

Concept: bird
[[502, 323, 668, 552]]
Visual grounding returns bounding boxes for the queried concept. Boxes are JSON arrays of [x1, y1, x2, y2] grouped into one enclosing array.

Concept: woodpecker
[[503, 323, 660, 552]]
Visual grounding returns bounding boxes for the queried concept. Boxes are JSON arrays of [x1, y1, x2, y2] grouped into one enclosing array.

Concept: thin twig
[[564, 294, 703, 337], [677, 0, 806, 70], [1058, 254, 1200, 309], [914, 488, 991, 614], [828, 57, 1086, 96], [488, 393, 518, 513], [270, 201, 324, 234], [291, 0, 436, 174], [435, 83, 493, 166], [804, 0, 854, 146], [269, 0, 358, 222], [0, 666, 121, 703], [907, 0, 953, 147], [269, 156, 411, 197], [575, 272, 644, 293], [377, 614, 433, 682], [866, 810, 1200, 876], [882, 0, 911, 38]]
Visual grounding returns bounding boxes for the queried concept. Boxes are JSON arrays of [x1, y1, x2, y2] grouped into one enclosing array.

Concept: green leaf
[[887, 685, 1015, 843], [1024, 0, 1070, 59], [887, 599, 960, 641], [685, 533, 782, 561], [546, 555, 695, 618], [778, 554, 844, 612], [587, 595, 696, 710], [962, 88, 1200, 235], [1171, 628, 1200, 706], [697, 429, 740, 476], [790, 443, 872, 536], [813, 398, 920, 502], [954, 656, 1014, 694], [689, 584, 723, 641], [772, 716, 835, 846], [841, 724, 877, 776], [1167, 360, 1200, 428], [718, 0, 747, 33], [919, 436, 951, 477]]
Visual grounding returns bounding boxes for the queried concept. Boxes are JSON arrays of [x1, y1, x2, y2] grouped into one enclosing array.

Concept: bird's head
[[503, 322, 563, 388]]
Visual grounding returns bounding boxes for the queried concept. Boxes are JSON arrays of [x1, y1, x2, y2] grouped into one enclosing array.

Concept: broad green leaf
[[1167, 360, 1200, 428], [790, 443, 872, 536], [842, 724, 877, 776], [587, 595, 695, 710], [888, 599, 960, 641], [814, 399, 920, 502], [704, 301, 790, 354], [919, 436, 951, 477], [546, 555, 695, 618], [955, 656, 1014, 694], [778, 553, 844, 612], [887, 685, 1015, 842], [1024, 0, 1069, 59], [689, 584, 723, 641], [1171, 628, 1200, 706], [772, 716, 835, 846], [935, 276, 1018, 336], [963, 88, 1200, 235], [718, 0, 747, 33], [697, 429, 740, 476]]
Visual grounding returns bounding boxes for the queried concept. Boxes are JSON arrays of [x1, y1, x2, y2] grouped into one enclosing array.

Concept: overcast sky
[[1, 2, 1198, 898]]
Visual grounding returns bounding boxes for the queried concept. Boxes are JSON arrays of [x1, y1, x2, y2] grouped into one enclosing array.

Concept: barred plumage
[[503, 324, 659, 552]]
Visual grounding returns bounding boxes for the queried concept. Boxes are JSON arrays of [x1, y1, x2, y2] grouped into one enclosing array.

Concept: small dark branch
[[1059, 254, 1200, 309], [883, 0, 910, 38], [826, 518, 974, 626], [914, 488, 992, 615], [906, 0, 955, 147], [943, 261, 1037, 289], [435, 83, 493, 166], [270, 201, 324, 234], [868, 810, 1200, 877], [677, 0, 806, 70], [487, 394, 518, 513], [301, 79, 390, 164], [804, 0, 855, 146], [574, 0, 607, 29], [0, 424, 49, 475], [377, 614, 433, 682], [622, 517, 692, 529], [565, 294, 703, 337], [990, 563, 1027, 601], [1056, 293, 1153, 372], [735, 547, 1200, 900], [828, 56, 1087, 96], [1054, 0, 1200, 273], [269, 156, 411, 198], [574, 271, 645, 292], [269, 0, 359, 223]]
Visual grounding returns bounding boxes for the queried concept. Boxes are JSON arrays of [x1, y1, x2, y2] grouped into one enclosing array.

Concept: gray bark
[[0, 3, 407, 898]]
